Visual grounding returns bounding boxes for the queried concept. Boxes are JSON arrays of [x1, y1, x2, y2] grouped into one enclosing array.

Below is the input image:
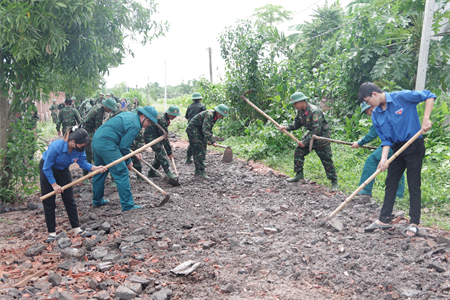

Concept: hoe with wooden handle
[[309, 134, 377, 152], [328, 129, 423, 220], [131, 167, 170, 207], [240, 89, 302, 145]]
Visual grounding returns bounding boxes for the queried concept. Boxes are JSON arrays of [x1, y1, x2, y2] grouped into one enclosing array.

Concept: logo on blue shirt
[[395, 108, 403, 115]]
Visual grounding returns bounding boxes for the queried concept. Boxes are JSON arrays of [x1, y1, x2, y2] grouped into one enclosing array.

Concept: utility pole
[[147, 77, 149, 106], [415, 0, 435, 90], [207, 47, 213, 84], [164, 61, 167, 110]]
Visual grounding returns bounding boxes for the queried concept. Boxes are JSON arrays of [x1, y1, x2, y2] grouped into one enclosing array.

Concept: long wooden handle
[[313, 135, 377, 150], [328, 129, 423, 219], [215, 144, 228, 149], [170, 157, 178, 175], [140, 157, 165, 177], [240, 94, 302, 144], [132, 167, 166, 195], [40, 135, 165, 201]]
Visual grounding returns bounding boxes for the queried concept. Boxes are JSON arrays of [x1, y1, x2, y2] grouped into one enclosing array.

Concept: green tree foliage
[[251, 4, 294, 28], [0, 0, 169, 203]]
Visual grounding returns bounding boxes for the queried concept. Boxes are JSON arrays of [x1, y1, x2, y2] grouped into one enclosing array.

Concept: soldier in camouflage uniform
[[57, 99, 82, 136], [185, 92, 206, 164], [83, 99, 92, 119], [185, 104, 229, 179], [82, 98, 118, 178], [95, 93, 105, 106], [280, 92, 338, 187], [144, 105, 180, 179], [49, 99, 58, 124]]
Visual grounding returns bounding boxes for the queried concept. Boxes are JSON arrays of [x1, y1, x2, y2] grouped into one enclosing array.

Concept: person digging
[[279, 92, 338, 188], [185, 104, 229, 179], [351, 102, 406, 200], [185, 92, 206, 164], [144, 105, 180, 180], [358, 82, 435, 237]]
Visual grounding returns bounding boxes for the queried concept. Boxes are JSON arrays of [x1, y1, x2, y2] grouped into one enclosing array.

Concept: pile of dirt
[[1, 136, 450, 300]]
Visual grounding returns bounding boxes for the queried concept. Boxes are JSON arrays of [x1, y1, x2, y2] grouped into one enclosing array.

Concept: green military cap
[[192, 92, 203, 100], [289, 92, 308, 104], [166, 105, 181, 116], [52, 99, 56, 102], [100, 92, 104, 95], [71, 96, 76, 100], [102, 98, 118, 111], [360, 102, 371, 114], [214, 104, 229, 117], [110, 92, 114, 96], [138, 106, 158, 123]]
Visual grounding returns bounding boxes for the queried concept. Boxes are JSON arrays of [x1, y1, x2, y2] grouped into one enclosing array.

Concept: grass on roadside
[[37, 119, 57, 140]]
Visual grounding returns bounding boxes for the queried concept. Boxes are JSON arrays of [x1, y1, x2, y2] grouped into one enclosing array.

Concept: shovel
[[309, 134, 377, 152], [328, 129, 423, 220], [132, 150, 180, 186], [215, 144, 233, 162], [131, 167, 170, 207]]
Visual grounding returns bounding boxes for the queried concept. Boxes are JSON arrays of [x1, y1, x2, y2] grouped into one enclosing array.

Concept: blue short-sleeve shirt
[[371, 90, 436, 147]]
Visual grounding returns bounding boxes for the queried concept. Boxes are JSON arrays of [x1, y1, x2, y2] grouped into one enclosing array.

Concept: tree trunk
[[0, 50, 12, 201]]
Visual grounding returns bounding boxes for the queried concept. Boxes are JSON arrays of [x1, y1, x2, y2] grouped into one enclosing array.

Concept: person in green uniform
[[82, 98, 118, 179], [57, 99, 82, 136], [351, 103, 405, 198], [92, 106, 158, 212], [185, 92, 206, 164], [185, 104, 229, 179], [49, 99, 58, 124], [144, 105, 180, 179], [95, 93, 105, 106], [279, 92, 338, 187], [83, 99, 92, 118]]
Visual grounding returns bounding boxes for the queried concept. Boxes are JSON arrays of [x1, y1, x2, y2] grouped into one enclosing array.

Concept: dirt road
[[1, 136, 450, 299]]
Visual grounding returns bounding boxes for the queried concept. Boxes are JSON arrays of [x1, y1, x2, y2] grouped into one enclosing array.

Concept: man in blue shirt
[[358, 82, 435, 237], [351, 103, 405, 199], [92, 106, 158, 212]]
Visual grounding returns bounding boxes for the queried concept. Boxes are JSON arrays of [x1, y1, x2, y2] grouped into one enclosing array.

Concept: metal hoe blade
[[222, 146, 233, 162], [158, 194, 170, 207]]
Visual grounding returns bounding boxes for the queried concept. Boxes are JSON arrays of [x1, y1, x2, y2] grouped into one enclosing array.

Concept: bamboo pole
[[328, 129, 423, 219], [40, 135, 165, 201], [310, 135, 377, 152]]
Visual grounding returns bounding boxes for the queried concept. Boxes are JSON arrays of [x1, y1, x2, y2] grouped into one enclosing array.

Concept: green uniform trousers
[[92, 144, 135, 211], [294, 142, 337, 181], [359, 146, 405, 198], [150, 142, 170, 172], [186, 127, 207, 172]]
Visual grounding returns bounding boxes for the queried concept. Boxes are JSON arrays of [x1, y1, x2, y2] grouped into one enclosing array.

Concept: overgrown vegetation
[[196, 0, 450, 228]]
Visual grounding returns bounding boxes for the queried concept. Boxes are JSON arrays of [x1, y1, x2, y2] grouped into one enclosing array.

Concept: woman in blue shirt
[[40, 128, 106, 242]]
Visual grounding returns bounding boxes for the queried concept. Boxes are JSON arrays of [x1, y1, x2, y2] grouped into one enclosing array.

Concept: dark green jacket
[[144, 113, 172, 155], [185, 110, 217, 144], [49, 103, 58, 117], [185, 101, 206, 122], [287, 103, 330, 146]]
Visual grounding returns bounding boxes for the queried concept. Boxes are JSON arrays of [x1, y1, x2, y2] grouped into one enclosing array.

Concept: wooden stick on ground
[[40, 135, 165, 201], [328, 129, 423, 219]]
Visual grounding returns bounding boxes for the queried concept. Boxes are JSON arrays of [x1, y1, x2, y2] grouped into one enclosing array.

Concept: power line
[[277, 0, 325, 27]]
